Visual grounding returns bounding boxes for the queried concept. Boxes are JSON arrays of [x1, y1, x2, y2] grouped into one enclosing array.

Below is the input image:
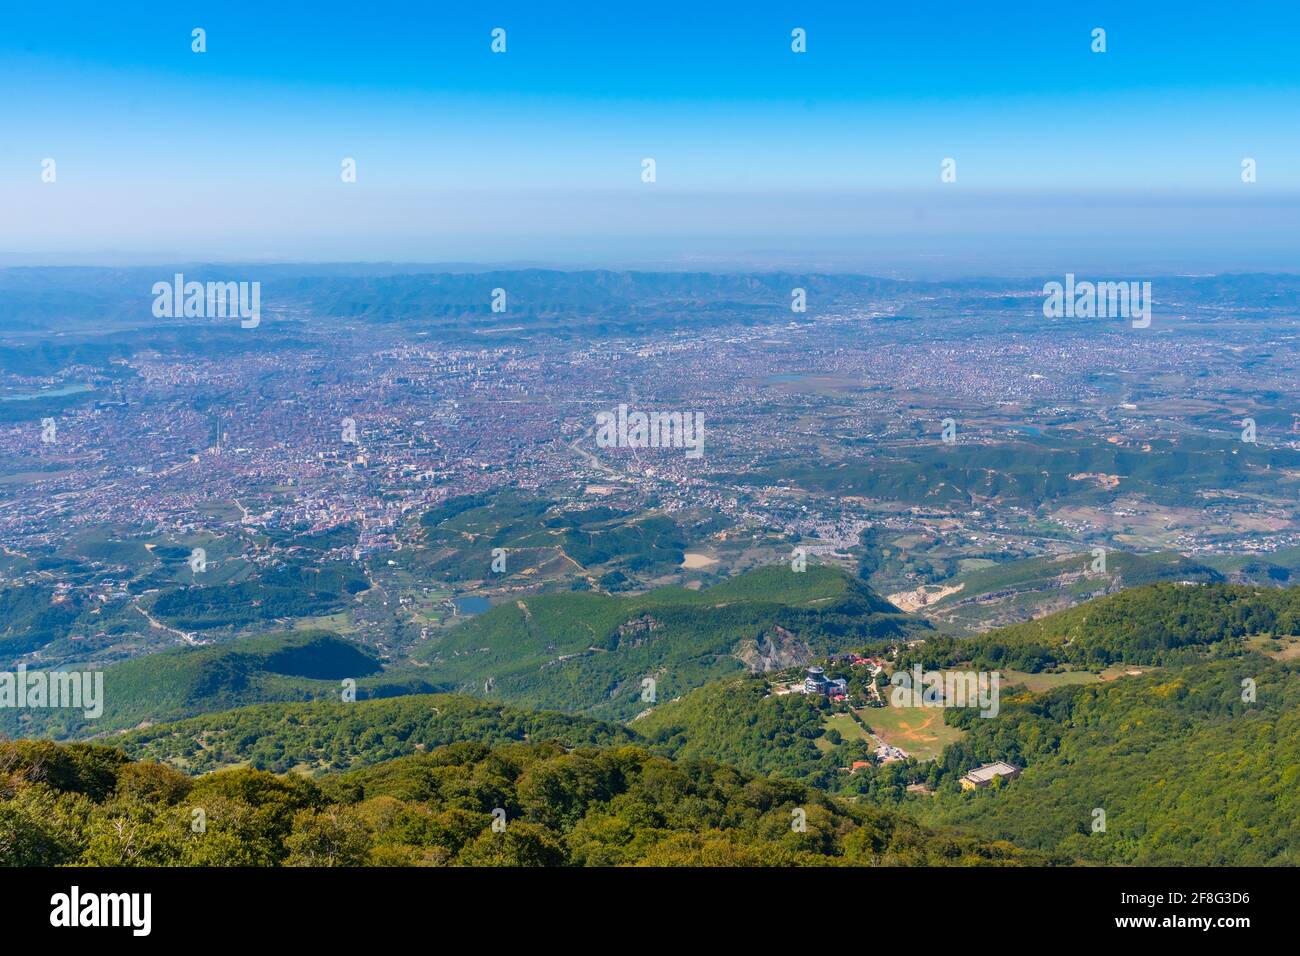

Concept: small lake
[[0, 383, 93, 402], [454, 595, 492, 615]]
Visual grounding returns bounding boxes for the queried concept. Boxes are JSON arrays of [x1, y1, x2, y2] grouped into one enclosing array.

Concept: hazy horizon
[[5, 1, 1299, 273]]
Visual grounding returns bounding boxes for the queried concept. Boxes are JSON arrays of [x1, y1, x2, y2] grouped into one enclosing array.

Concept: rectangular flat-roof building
[[960, 761, 1022, 790]]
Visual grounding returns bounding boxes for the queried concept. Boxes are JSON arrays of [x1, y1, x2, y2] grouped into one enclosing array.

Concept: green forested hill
[[633, 672, 945, 802], [740, 434, 1300, 509], [636, 677, 846, 786], [906, 581, 1300, 672], [411, 563, 918, 719], [1, 630, 391, 739], [0, 737, 1053, 867], [413, 489, 686, 582], [910, 549, 1223, 634], [8, 575, 1300, 867], [3, 564, 916, 741], [148, 561, 368, 630], [0, 540, 371, 668], [633, 584, 1300, 864], [920, 658, 1300, 865], [930, 551, 1220, 607], [112, 694, 640, 774], [0, 583, 92, 659]]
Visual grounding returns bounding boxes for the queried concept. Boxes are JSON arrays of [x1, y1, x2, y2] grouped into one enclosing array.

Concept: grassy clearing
[[822, 712, 870, 744], [858, 704, 965, 761], [999, 666, 1155, 693]]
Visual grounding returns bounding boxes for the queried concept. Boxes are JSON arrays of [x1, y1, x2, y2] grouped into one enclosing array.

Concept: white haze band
[[595, 403, 704, 459]]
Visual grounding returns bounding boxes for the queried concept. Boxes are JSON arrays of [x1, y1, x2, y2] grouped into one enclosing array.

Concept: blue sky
[[2, 1, 1298, 271]]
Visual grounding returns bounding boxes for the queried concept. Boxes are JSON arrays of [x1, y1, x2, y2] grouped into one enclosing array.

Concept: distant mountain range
[[5, 266, 1300, 341]]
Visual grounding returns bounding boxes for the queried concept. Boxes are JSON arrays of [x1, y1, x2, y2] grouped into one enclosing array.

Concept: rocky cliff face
[[615, 615, 661, 649], [734, 625, 811, 673]]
